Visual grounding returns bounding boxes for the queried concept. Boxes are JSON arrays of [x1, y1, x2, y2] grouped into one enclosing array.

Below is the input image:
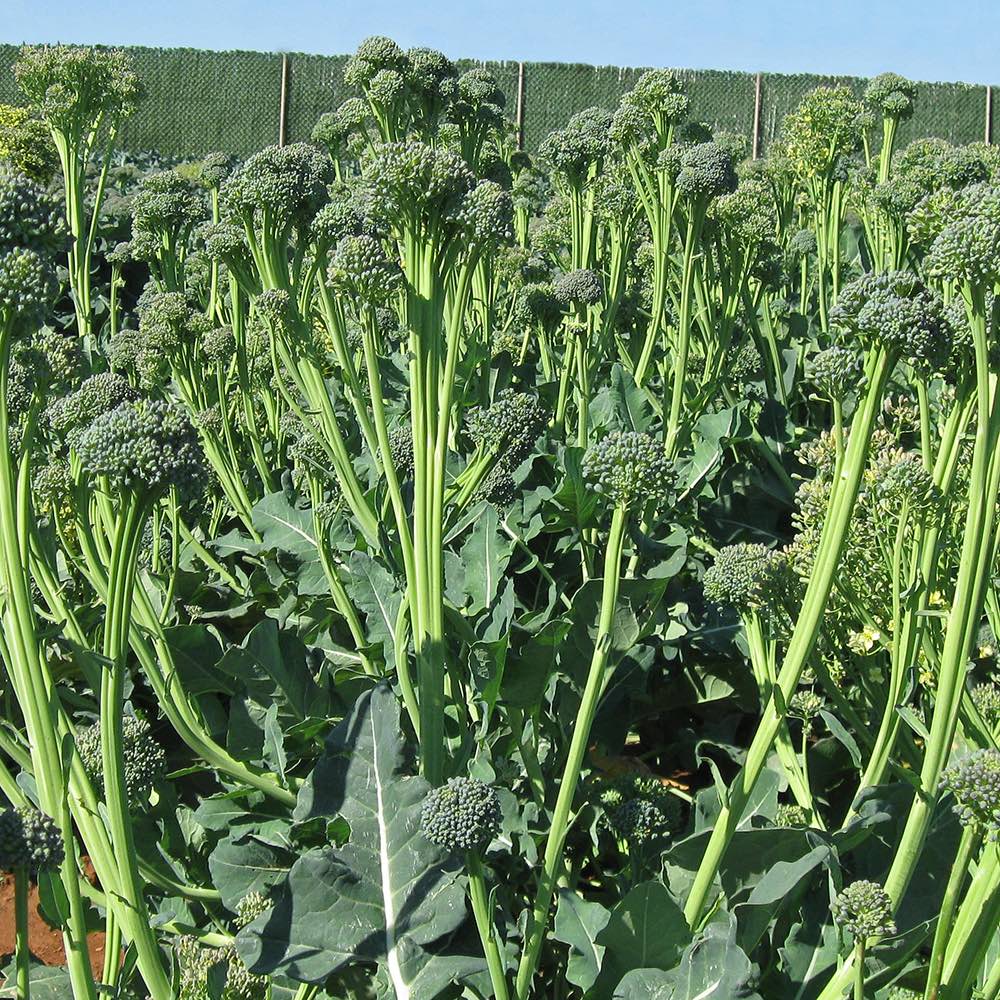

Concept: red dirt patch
[[0, 869, 108, 981]]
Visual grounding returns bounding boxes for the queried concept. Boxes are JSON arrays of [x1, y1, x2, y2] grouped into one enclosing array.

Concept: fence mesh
[[0, 42, 995, 159]]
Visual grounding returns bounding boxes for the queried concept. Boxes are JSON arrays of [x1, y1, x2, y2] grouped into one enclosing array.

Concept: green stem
[[467, 854, 510, 1000], [15, 866, 30, 1000], [514, 505, 628, 999]]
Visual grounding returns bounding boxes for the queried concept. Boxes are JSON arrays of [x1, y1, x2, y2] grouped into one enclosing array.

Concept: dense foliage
[[2, 36, 1000, 1000]]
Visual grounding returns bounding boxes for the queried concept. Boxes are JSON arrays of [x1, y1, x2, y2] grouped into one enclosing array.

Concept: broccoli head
[[703, 543, 792, 612], [941, 748, 1000, 832], [77, 398, 207, 504], [831, 880, 896, 939], [328, 234, 404, 305], [553, 268, 603, 307], [0, 806, 64, 874], [581, 431, 674, 510], [14, 45, 143, 135], [675, 141, 738, 202], [831, 270, 947, 369], [77, 715, 167, 807], [420, 776, 502, 854], [864, 73, 917, 122], [466, 389, 546, 463]]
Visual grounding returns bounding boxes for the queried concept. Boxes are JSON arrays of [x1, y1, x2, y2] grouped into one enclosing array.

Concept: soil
[[0, 867, 109, 982]]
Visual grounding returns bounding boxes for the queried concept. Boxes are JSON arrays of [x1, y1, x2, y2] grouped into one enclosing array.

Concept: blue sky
[[3, 0, 997, 84]]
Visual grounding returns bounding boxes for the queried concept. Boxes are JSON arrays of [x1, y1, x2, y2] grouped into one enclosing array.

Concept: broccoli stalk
[[73, 399, 209, 999], [663, 141, 738, 457], [703, 544, 820, 824], [782, 86, 864, 331], [686, 271, 947, 932], [421, 778, 508, 1000], [610, 71, 689, 386], [0, 229, 98, 1000], [14, 45, 142, 337], [515, 432, 672, 998]]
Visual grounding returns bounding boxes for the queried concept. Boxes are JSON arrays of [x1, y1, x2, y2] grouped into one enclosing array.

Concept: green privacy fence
[[0, 42, 995, 159]]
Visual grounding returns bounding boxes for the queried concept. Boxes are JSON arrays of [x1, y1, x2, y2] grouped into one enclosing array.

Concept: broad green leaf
[[0, 963, 74, 1000], [592, 881, 690, 999], [252, 491, 328, 595], [458, 506, 515, 613], [553, 889, 612, 992], [616, 913, 761, 1000], [343, 550, 403, 660], [216, 619, 328, 721], [238, 685, 468, 993], [208, 831, 295, 910]]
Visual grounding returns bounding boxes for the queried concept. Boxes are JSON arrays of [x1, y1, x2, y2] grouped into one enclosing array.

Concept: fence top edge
[[0, 40, 995, 91]]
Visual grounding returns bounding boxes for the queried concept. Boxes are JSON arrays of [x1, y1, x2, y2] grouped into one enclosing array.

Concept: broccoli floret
[[77, 715, 166, 807], [516, 282, 563, 329], [539, 107, 614, 184], [328, 233, 404, 304], [45, 372, 141, 442], [831, 880, 896, 940], [0, 166, 61, 254], [420, 776, 502, 854], [868, 448, 941, 515], [552, 268, 603, 307], [703, 543, 791, 611], [925, 184, 1000, 288], [14, 45, 143, 135], [973, 682, 1000, 727], [809, 346, 865, 401], [76, 398, 207, 503], [363, 140, 475, 232], [201, 325, 236, 365], [466, 390, 546, 463], [864, 73, 917, 122], [831, 270, 947, 369], [675, 141, 738, 202], [222, 143, 331, 234], [610, 799, 671, 846], [581, 431, 673, 509], [0, 104, 57, 181], [388, 424, 414, 481], [459, 180, 514, 250], [730, 340, 763, 384], [0, 806, 64, 874], [195, 151, 233, 190], [344, 36, 409, 90], [775, 803, 810, 828], [782, 86, 864, 177], [235, 890, 270, 929], [941, 749, 1000, 832], [0, 246, 57, 329], [131, 169, 204, 239], [787, 228, 818, 258], [788, 690, 824, 721]]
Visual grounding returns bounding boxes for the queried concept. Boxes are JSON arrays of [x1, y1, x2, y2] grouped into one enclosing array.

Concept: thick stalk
[[514, 506, 628, 998], [99, 495, 171, 999], [15, 867, 29, 1000], [468, 854, 510, 1000], [684, 348, 891, 928]]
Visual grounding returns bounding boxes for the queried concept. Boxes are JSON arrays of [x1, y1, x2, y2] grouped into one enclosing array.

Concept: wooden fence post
[[752, 72, 762, 159], [987, 85, 993, 145], [516, 61, 526, 150], [279, 53, 290, 147]]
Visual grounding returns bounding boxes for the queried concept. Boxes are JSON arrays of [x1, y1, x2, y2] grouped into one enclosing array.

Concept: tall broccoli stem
[[0, 323, 98, 1000], [467, 853, 510, 1000], [684, 348, 891, 929], [99, 492, 171, 1000], [664, 209, 703, 458], [14, 865, 30, 1000], [514, 504, 628, 999], [818, 305, 1000, 1000], [939, 843, 1000, 997], [924, 824, 981, 1000], [845, 394, 970, 815]]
